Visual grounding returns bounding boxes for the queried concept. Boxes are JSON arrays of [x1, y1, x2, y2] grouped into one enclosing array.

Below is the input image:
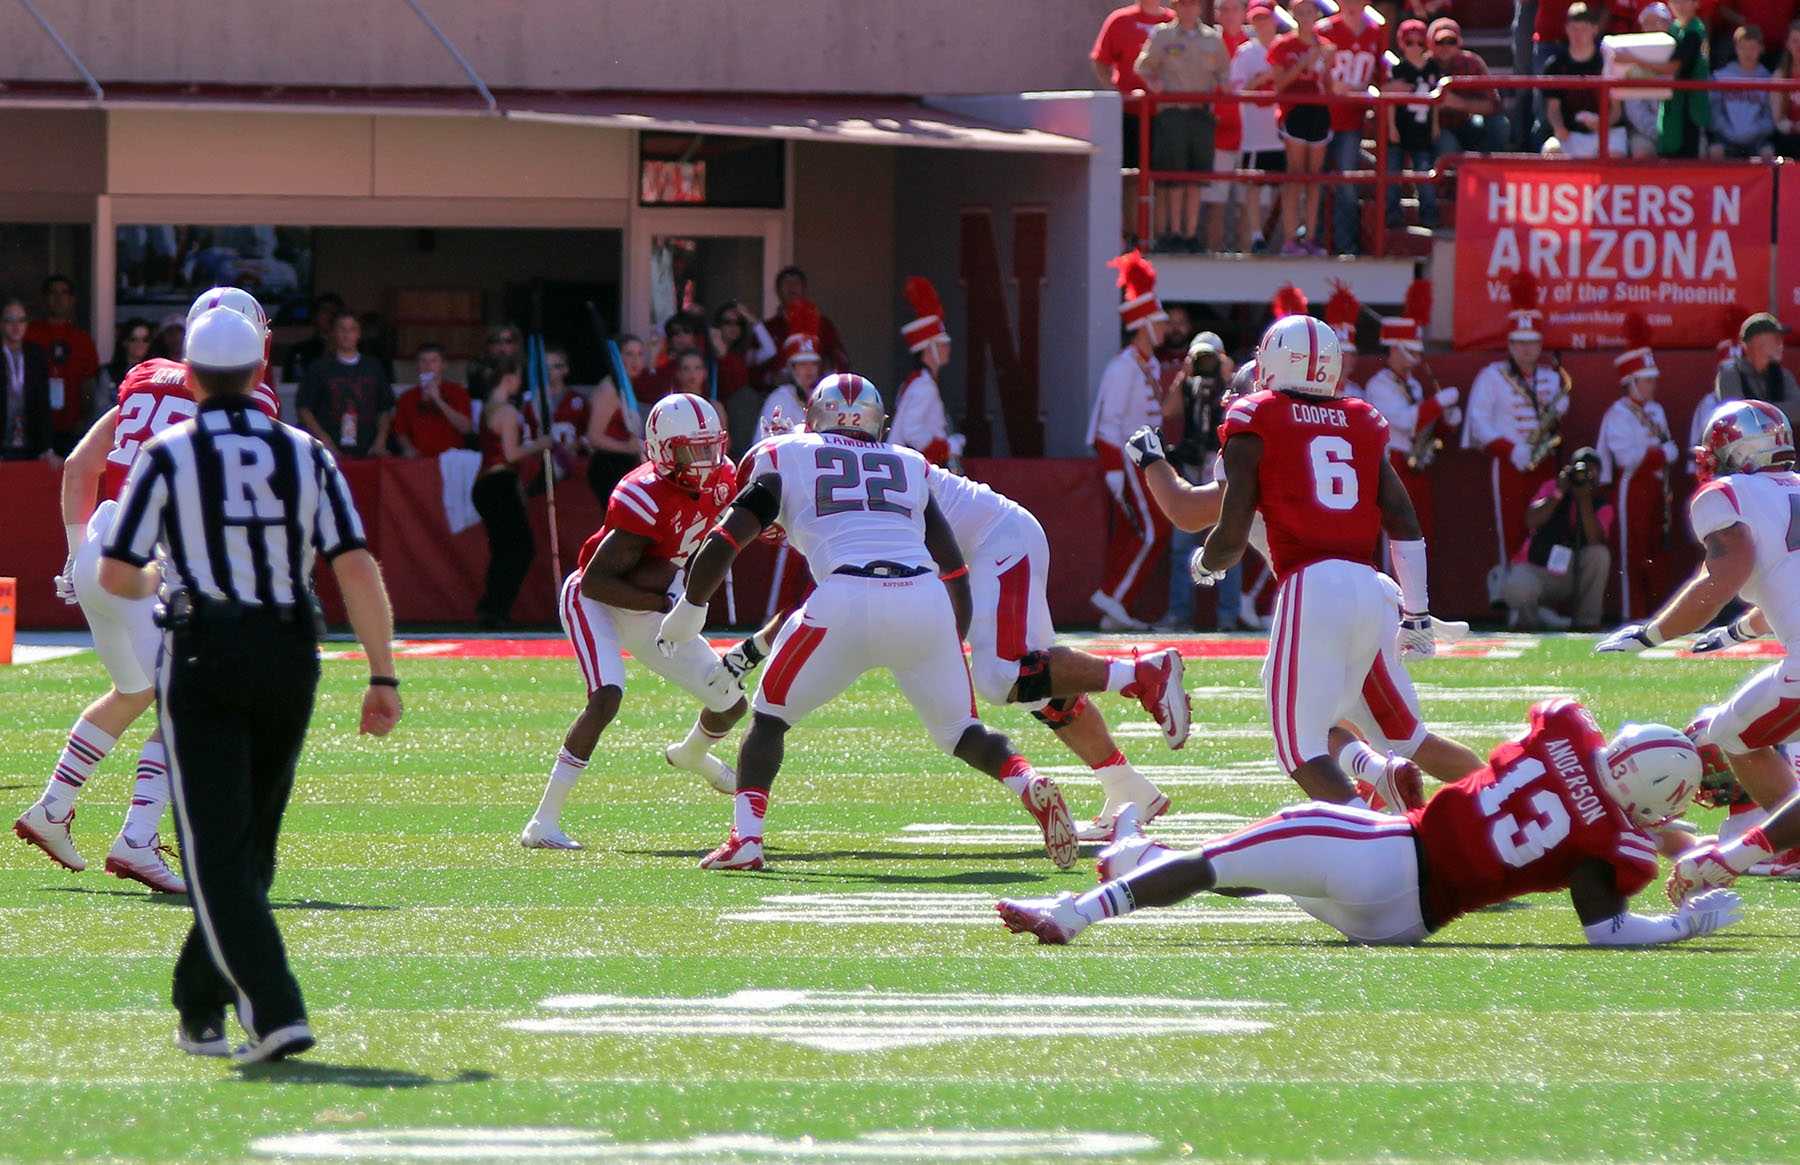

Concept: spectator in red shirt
[[26, 274, 99, 456], [1213, 0, 1250, 252], [1268, 0, 1337, 254], [1093, 1, 1177, 174], [392, 342, 474, 459], [1319, 0, 1386, 255], [584, 334, 647, 505], [637, 313, 706, 405], [762, 266, 850, 376], [1430, 19, 1510, 156], [711, 300, 776, 454]]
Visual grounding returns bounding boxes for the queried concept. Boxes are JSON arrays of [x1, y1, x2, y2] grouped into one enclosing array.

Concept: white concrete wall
[[3, 1, 1106, 96]]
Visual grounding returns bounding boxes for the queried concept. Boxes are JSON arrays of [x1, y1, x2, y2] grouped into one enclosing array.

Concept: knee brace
[[1032, 694, 1088, 729], [1013, 650, 1054, 704]]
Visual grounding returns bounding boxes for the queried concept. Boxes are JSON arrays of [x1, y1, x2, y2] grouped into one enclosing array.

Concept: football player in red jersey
[[1186, 316, 1480, 803], [998, 700, 1745, 948], [520, 393, 747, 849], [14, 288, 279, 893]]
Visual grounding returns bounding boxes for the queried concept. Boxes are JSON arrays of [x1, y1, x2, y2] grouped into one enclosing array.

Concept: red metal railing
[[1127, 75, 1800, 256]]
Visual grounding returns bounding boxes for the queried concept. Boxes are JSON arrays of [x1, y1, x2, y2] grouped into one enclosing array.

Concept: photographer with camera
[[1499, 446, 1614, 631], [1157, 331, 1248, 631]]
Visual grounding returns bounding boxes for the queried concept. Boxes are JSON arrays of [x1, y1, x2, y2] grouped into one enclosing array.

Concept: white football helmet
[[644, 393, 728, 491], [1695, 399, 1795, 483], [187, 286, 269, 336], [1603, 723, 1702, 828], [184, 307, 266, 373], [1255, 315, 1342, 398], [805, 373, 886, 439]]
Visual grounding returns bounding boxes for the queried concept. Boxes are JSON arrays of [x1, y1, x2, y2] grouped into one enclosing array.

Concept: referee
[[98, 307, 402, 1064]]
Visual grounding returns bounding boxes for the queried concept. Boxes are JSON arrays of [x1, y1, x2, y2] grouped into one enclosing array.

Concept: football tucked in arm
[[624, 558, 680, 597]]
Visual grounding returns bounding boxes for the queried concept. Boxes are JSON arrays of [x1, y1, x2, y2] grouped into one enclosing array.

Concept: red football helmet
[[644, 393, 728, 491], [1694, 399, 1794, 484]]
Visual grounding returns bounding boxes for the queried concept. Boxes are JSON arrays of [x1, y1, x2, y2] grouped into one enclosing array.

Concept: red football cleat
[[1021, 775, 1078, 870], [1130, 649, 1191, 750], [699, 831, 765, 871]]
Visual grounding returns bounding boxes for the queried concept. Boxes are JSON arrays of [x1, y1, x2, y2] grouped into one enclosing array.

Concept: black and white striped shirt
[[102, 396, 367, 608]]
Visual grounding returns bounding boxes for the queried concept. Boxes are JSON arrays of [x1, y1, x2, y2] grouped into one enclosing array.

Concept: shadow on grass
[[623, 846, 1054, 864], [755, 866, 1053, 887], [234, 1062, 492, 1088], [272, 900, 397, 912], [41, 886, 188, 905]]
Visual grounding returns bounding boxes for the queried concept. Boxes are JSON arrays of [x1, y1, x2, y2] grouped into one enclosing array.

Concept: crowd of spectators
[[1093, 0, 1800, 254]]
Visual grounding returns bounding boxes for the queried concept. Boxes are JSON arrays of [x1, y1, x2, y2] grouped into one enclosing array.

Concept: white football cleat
[[14, 801, 86, 872], [1748, 848, 1800, 878], [995, 891, 1089, 945], [104, 833, 186, 894], [1096, 803, 1176, 882], [1021, 775, 1078, 870], [700, 831, 764, 871], [1130, 648, 1191, 750], [519, 820, 584, 850], [1091, 590, 1150, 632], [1077, 791, 1171, 843], [232, 1022, 315, 1064], [665, 744, 736, 795], [1371, 758, 1425, 814]]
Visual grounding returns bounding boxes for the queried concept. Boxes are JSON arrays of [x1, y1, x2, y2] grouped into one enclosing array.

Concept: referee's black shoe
[[232, 1022, 315, 1064], [174, 1012, 229, 1058]]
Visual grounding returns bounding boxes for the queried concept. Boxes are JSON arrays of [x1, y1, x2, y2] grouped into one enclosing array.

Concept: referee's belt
[[156, 591, 323, 635], [832, 561, 931, 580]]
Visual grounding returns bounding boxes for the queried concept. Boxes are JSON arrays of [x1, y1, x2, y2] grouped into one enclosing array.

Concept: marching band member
[[892, 276, 959, 467], [1597, 318, 1677, 620], [1463, 275, 1569, 601], [1363, 281, 1459, 542]]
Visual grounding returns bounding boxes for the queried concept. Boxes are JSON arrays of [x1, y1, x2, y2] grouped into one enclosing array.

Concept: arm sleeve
[[1390, 538, 1429, 613], [747, 320, 778, 366], [311, 442, 370, 560], [1461, 370, 1499, 449], [1583, 911, 1690, 946], [100, 449, 169, 566], [1089, 360, 1133, 449]]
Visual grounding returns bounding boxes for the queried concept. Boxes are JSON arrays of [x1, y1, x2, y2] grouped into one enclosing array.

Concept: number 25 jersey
[[101, 357, 281, 500], [1217, 389, 1389, 581], [1409, 700, 1659, 929], [746, 431, 934, 581]]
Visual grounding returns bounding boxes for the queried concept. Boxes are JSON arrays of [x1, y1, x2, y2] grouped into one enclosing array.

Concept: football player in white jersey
[[925, 466, 1185, 838], [1599, 399, 1800, 827], [13, 287, 277, 893], [656, 374, 1077, 872]]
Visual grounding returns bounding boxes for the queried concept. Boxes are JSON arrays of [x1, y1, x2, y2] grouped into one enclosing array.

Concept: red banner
[[1454, 159, 1772, 351], [1779, 167, 1800, 335]]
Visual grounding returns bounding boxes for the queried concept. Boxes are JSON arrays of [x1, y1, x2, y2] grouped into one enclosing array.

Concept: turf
[[1, 634, 1796, 1163]]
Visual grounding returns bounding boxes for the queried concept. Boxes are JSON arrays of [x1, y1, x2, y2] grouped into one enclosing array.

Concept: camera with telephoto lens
[[1561, 451, 1599, 490]]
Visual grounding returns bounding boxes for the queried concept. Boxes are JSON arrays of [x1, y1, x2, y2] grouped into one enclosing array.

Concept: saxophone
[[1523, 359, 1570, 471], [1407, 362, 1445, 470]]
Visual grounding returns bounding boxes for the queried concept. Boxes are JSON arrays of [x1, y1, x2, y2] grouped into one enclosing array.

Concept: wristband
[[713, 526, 742, 553], [369, 676, 401, 688], [939, 565, 969, 582], [1642, 622, 1666, 647]]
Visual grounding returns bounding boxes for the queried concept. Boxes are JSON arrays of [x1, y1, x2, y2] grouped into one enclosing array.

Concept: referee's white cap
[[185, 307, 265, 373]]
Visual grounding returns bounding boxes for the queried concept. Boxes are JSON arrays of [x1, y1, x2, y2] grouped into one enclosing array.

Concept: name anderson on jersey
[[1546, 736, 1609, 827]]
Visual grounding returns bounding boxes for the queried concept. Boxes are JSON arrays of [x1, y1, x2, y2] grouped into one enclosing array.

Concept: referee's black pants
[[157, 612, 319, 1040]]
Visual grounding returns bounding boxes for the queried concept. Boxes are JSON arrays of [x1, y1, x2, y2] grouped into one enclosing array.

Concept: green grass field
[[1, 633, 1796, 1163]]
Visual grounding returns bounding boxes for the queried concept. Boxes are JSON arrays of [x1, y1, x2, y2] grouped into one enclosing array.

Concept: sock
[[120, 740, 168, 845], [41, 719, 119, 814], [1337, 739, 1387, 783], [1075, 878, 1137, 924], [670, 719, 727, 765], [532, 748, 588, 826], [1105, 661, 1134, 694], [733, 787, 769, 840], [998, 754, 1034, 797], [1091, 749, 1128, 772]]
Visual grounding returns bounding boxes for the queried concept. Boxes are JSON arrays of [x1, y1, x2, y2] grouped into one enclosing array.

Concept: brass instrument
[[1407, 361, 1445, 471], [1523, 357, 1571, 471]]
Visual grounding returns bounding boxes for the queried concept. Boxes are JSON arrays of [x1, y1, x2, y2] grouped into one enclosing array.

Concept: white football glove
[[655, 598, 710, 659], [721, 636, 766, 680], [1125, 427, 1166, 469], [1690, 618, 1758, 654], [1595, 623, 1662, 654], [1508, 443, 1532, 473], [1189, 548, 1226, 588], [760, 406, 798, 438], [1398, 612, 1436, 659], [53, 554, 79, 606], [1673, 888, 1744, 938]]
